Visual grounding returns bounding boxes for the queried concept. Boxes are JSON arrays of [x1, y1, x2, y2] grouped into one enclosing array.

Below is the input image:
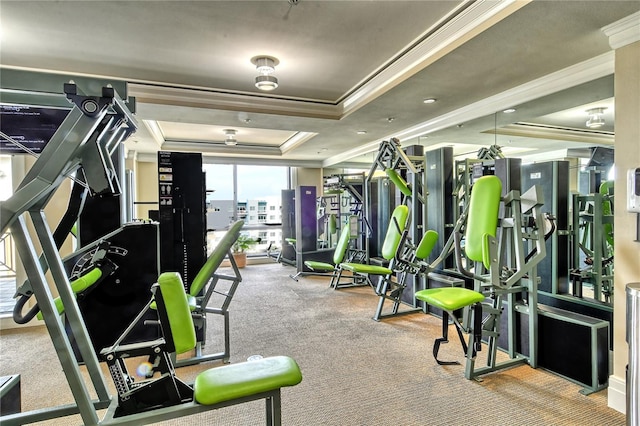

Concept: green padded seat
[[339, 263, 392, 275], [415, 287, 485, 312], [304, 260, 334, 272], [151, 291, 198, 312], [194, 356, 302, 406]]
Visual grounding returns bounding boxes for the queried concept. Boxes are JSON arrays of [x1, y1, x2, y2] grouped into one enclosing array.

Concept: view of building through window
[[204, 163, 288, 256]]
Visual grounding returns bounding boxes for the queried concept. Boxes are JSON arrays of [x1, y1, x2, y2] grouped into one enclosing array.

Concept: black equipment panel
[[280, 189, 296, 264], [425, 147, 455, 269], [63, 222, 160, 360], [78, 144, 126, 248], [157, 151, 206, 288], [521, 161, 570, 294]]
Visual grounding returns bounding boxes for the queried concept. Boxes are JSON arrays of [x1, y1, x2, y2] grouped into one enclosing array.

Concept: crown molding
[[491, 122, 614, 146], [603, 11, 640, 50], [129, 83, 342, 120], [323, 52, 615, 167], [161, 140, 282, 156], [280, 132, 317, 154], [339, 0, 530, 118]]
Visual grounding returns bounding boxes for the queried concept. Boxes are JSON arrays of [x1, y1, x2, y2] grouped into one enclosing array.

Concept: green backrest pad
[[189, 220, 244, 297], [465, 175, 502, 268], [333, 224, 351, 264], [381, 205, 409, 260], [158, 272, 197, 355], [385, 169, 412, 197], [415, 230, 439, 260]]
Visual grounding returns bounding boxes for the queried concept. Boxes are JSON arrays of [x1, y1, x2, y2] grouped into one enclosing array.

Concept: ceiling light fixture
[[586, 107, 606, 129], [224, 129, 237, 146], [503, 108, 516, 113], [252, 56, 279, 91], [423, 98, 437, 104], [357, 130, 367, 135]]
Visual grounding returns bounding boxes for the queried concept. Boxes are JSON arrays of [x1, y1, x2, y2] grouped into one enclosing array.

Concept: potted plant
[[231, 234, 259, 268]]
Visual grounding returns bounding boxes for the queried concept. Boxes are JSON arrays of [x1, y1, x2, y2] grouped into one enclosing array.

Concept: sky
[[204, 164, 288, 202]]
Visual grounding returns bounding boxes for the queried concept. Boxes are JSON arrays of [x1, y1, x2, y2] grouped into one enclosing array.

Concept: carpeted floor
[[0, 262, 625, 425]]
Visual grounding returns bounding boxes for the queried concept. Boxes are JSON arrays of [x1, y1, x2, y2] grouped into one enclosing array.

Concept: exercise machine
[[173, 219, 245, 367], [1, 78, 139, 424], [291, 219, 367, 287], [415, 174, 548, 381], [361, 138, 428, 319], [570, 181, 614, 303], [0, 78, 302, 425], [101, 271, 302, 423]]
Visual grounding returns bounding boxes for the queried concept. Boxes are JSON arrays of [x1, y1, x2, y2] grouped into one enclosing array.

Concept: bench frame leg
[[266, 389, 282, 426]]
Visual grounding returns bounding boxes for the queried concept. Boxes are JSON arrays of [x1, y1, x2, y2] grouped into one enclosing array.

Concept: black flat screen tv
[[0, 105, 70, 154]]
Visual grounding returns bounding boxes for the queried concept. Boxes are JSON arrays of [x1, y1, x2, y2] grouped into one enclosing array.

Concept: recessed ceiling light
[[503, 108, 516, 113], [423, 98, 437, 104], [357, 130, 367, 135]]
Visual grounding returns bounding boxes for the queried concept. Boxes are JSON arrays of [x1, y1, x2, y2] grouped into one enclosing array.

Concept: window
[[0, 155, 15, 315], [203, 163, 288, 256]]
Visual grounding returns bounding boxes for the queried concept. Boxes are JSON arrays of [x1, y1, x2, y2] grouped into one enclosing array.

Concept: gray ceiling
[[1, 1, 638, 168]]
